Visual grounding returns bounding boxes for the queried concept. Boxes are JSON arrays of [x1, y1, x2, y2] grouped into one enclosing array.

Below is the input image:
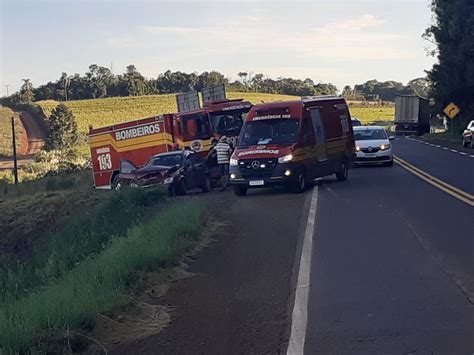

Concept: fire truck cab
[[173, 85, 252, 156], [229, 96, 356, 195]]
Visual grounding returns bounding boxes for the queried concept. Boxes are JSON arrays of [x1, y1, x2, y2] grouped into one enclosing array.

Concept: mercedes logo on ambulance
[[251, 160, 260, 169]]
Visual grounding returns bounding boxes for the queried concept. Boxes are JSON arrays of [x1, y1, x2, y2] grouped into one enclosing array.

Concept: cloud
[[107, 14, 413, 64]]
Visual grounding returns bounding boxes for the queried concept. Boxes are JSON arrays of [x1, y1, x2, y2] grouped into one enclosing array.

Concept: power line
[[4, 84, 10, 96]]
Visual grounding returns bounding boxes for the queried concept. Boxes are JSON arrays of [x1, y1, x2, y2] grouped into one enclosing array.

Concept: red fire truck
[[173, 84, 252, 154], [89, 85, 252, 189]]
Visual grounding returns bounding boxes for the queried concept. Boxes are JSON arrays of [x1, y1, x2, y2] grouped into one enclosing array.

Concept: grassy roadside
[[0, 107, 24, 157], [0, 199, 204, 353], [423, 131, 462, 142]]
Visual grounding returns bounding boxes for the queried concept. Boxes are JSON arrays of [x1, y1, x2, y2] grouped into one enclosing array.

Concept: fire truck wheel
[[112, 177, 122, 190], [290, 171, 306, 193], [233, 185, 248, 196], [201, 177, 211, 193], [336, 160, 349, 181]]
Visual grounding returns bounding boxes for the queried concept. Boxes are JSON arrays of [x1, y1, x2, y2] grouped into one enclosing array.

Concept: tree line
[[6, 65, 427, 105], [424, 0, 473, 130]]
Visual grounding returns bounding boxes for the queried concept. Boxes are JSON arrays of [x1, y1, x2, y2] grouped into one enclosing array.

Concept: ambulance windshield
[[209, 111, 245, 136], [238, 119, 299, 146]]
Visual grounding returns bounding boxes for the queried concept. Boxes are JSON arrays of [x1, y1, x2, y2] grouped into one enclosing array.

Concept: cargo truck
[[395, 95, 430, 135]]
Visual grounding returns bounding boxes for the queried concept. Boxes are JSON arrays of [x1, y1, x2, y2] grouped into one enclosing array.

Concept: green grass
[[349, 107, 395, 124], [0, 106, 24, 156], [0, 198, 205, 353], [424, 131, 462, 142]]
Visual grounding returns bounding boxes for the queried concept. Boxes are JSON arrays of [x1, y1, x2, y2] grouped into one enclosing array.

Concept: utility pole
[[4, 84, 10, 97], [11, 117, 19, 185]]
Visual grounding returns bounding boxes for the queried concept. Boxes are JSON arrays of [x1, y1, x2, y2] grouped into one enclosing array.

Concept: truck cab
[[229, 96, 356, 195], [173, 86, 252, 156]]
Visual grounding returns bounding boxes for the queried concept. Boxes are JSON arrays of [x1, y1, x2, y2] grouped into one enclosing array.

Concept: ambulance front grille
[[238, 158, 278, 175]]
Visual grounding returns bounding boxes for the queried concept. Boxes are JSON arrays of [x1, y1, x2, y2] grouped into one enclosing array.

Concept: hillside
[[36, 93, 394, 133], [0, 107, 26, 157]]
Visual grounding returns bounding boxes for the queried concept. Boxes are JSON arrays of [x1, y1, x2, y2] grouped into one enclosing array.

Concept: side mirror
[[389, 136, 395, 141]]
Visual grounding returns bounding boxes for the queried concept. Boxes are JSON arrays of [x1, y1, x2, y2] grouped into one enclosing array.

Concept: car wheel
[[233, 185, 248, 196], [171, 179, 188, 196], [201, 176, 211, 193], [335, 160, 349, 181], [290, 171, 306, 193]]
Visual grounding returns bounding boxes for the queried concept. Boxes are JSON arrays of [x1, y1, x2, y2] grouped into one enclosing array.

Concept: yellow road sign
[[443, 103, 460, 119]]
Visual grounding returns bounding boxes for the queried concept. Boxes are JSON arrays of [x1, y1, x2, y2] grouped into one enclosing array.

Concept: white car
[[462, 120, 474, 148], [354, 126, 394, 166]]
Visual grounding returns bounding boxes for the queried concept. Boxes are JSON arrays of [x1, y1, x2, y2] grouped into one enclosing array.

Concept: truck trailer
[[395, 95, 430, 135]]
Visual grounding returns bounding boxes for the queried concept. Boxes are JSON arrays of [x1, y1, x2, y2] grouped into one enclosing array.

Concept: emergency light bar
[[302, 95, 340, 102]]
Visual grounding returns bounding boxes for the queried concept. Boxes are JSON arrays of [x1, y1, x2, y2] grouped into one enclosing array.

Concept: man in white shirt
[[214, 135, 232, 191]]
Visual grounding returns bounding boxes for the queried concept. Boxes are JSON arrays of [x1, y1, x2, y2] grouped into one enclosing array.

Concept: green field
[[36, 93, 298, 133], [349, 107, 394, 123], [36, 93, 394, 134], [0, 107, 24, 156]]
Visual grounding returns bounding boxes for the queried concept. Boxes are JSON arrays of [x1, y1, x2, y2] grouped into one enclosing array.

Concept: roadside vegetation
[[0, 106, 24, 157], [0, 172, 205, 353]]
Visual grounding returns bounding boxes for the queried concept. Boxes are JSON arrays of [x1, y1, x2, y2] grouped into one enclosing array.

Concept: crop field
[[36, 93, 297, 133], [36, 93, 393, 134], [349, 107, 394, 124], [0, 107, 24, 156]]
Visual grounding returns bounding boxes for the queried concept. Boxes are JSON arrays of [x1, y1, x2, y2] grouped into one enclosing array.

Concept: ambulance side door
[[300, 117, 317, 178], [309, 108, 331, 177]]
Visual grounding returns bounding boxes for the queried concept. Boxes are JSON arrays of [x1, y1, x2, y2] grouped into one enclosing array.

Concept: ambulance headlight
[[230, 173, 236, 180], [355, 145, 361, 152], [230, 158, 238, 166], [278, 154, 293, 163], [163, 177, 174, 184]]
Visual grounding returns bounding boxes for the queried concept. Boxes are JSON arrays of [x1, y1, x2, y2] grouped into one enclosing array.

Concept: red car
[[114, 150, 211, 195]]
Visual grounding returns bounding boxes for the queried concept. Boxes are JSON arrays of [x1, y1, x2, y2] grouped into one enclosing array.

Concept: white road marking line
[[287, 186, 318, 355], [443, 147, 449, 150], [451, 149, 458, 153], [470, 155, 474, 158], [435, 145, 441, 148], [460, 152, 468, 156]]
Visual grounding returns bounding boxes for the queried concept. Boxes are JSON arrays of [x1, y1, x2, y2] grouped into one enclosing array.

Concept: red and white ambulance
[[229, 96, 356, 195]]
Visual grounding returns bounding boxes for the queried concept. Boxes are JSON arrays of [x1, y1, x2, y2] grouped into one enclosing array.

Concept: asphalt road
[[113, 137, 473, 354], [305, 159, 474, 353]]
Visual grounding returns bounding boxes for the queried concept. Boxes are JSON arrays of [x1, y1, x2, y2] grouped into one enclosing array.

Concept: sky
[[0, 0, 437, 95]]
